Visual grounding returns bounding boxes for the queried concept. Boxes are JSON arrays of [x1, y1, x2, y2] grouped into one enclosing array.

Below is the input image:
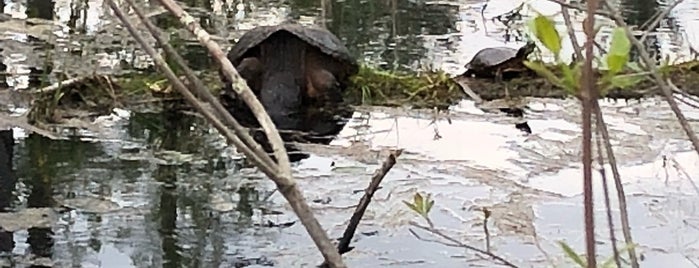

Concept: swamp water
[[2, 0, 699, 267]]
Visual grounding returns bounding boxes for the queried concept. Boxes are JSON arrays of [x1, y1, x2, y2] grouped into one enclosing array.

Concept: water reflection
[[622, 0, 663, 62], [0, 129, 15, 257], [25, 0, 54, 20], [1, 0, 699, 267]]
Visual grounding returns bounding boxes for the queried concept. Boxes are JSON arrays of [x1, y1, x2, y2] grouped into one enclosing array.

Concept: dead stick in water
[[338, 149, 402, 253], [318, 149, 403, 268], [30, 76, 90, 94]]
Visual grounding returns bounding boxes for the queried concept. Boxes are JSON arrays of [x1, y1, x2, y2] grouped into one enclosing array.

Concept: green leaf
[[532, 15, 562, 57], [524, 61, 563, 87], [606, 27, 631, 74], [403, 200, 419, 214], [608, 73, 645, 89], [627, 62, 643, 72], [426, 199, 434, 215], [558, 241, 587, 267], [560, 63, 580, 94], [413, 193, 424, 209]]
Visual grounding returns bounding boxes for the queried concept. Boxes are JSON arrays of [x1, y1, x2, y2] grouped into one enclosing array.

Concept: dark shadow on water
[[221, 94, 354, 163]]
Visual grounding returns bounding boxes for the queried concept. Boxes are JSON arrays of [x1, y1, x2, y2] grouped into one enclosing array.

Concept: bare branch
[[319, 149, 403, 268], [120, 0, 277, 173], [593, 108, 622, 268], [582, 1, 599, 267], [336, 149, 403, 254], [155, 0, 293, 177], [593, 91, 640, 268]]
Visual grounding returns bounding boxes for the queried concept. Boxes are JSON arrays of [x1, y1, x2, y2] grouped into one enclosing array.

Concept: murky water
[[2, 0, 699, 267]]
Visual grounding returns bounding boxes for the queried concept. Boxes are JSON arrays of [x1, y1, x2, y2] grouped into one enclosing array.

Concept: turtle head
[[517, 41, 537, 58], [259, 71, 302, 130]]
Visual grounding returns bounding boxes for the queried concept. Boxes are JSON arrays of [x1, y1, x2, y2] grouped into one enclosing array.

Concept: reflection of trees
[[16, 135, 106, 178], [0, 130, 15, 254], [26, 0, 55, 20], [24, 134, 58, 268], [284, 0, 459, 71], [335, 0, 456, 70], [150, 111, 190, 268], [621, 0, 662, 62]]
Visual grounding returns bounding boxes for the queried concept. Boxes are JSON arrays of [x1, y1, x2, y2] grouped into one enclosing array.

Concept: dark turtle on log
[[462, 41, 536, 82], [222, 22, 359, 123]]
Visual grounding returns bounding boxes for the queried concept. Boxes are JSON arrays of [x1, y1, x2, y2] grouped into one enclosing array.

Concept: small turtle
[[221, 22, 359, 117], [462, 41, 536, 82]]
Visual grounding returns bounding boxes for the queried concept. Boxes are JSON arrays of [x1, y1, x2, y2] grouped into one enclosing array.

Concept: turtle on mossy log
[[461, 41, 537, 82]]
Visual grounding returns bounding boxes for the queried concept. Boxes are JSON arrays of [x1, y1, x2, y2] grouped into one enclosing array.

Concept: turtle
[[219, 23, 358, 161], [221, 22, 359, 125], [462, 41, 536, 83]]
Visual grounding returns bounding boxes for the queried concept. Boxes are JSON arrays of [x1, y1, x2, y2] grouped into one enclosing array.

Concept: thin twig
[[594, 107, 622, 268], [669, 79, 699, 109], [408, 228, 462, 247], [483, 208, 491, 253], [545, 0, 612, 17], [318, 149, 403, 268], [669, 157, 699, 194], [30, 76, 90, 94], [336, 149, 403, 254], [560, 6, 583, 60], [592, 100, 639, 268], [408, 221, 519, 268]]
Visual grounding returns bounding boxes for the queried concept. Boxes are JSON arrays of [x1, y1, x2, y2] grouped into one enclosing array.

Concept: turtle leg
[[495, 68, 509, 99], [307, 68, 340, 103]]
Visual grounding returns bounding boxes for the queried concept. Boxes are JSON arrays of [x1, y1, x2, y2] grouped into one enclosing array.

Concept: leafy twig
[[408, 221, 519, 268]]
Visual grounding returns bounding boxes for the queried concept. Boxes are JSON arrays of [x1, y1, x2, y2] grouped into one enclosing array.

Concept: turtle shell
[[466, 47, 518, 70], [228, 23, 359, 76]]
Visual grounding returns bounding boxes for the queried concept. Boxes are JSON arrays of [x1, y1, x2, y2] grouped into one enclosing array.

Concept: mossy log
[[20, 60, 699, 125], [454, 61, 699, 101]]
